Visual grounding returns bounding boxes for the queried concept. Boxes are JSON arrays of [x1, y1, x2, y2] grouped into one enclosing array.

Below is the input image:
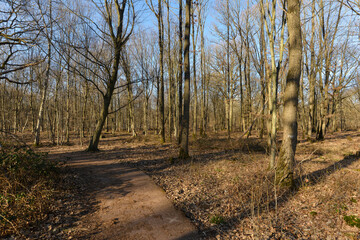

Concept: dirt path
[[48, 147, 199, 240]]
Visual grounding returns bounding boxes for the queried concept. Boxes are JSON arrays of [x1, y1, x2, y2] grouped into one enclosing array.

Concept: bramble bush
[[0, 143, 60, 237]]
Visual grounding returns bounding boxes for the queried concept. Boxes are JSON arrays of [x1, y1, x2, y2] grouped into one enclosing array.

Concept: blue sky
[[135, 0, 217, 42]]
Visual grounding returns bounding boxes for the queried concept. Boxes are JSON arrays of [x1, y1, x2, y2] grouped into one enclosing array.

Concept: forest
[[1, 0, 360, 239]]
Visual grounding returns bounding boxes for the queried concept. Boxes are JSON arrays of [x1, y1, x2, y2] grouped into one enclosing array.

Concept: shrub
[[0, 145, 60, 237]]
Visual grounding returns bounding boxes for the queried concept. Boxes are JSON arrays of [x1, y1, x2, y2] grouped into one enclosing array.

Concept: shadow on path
[[48, 149, 200, 240]]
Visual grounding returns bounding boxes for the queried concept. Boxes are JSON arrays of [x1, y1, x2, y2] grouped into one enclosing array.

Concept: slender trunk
[[307, 0, 316, 138], [246, 45, 251, 136], [34, 0, 52, 146], [199, 8, 205, 136], [30, 81, 35, 133], [54, 69, 60, 144], [318, 3, 342, 139], [192, 10, 197, 136], [1, 82, 5, 131], [259, 10, 266, 139], [167, 0, 174, 140], [156, 77, 159, 134], [144, 95, 148, 135], [66, 56, 70, 143], [158, 0, 165, 142], [300, 70, 306, 138], [82, 81, 89, 139], [238, 42, 244, 132], [126, 66, 136, 136], [177, 0, 183, 144], [261, 0, 285, 168], [226, 0, 231, 139], [13, 85, 19, 133], [179, 0, 191, 158], [121, 50, 136, 137]]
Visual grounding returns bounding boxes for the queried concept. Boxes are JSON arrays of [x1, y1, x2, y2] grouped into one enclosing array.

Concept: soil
[[21, 130, 360, 239], [41, 146, 199, 240]]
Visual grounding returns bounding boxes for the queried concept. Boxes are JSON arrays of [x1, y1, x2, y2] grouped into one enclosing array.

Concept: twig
[[0, 213, 19, 235], [298, 148, 319, 164]]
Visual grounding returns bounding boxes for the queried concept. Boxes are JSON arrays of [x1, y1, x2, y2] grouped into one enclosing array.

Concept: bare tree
[[179, 0, 191, 158], [260, 0, 286, 168], [86, 0, 135, 151], [0, 0, 43, 84], [34, 0, 53, 146], [276, 0, 302, 187], [146, 0, 165, 142], [177, 0, 183, 144]]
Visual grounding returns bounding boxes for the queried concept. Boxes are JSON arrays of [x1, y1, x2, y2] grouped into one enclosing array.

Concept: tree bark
[[177, 0, 183, 144], [34, 0, 52, 146], [167, 0, 174, 140], [179, 0, 191, 158], [307, 0, 316, 139], [199, 4, 206, 136], [192, 8, 197, 136], [276, 0, 302, 188], [158, 0, 165, 143]]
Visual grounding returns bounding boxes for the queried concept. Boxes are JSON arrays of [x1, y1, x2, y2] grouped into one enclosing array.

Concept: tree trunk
[[199, 6, 206, 136], [177, 0, 183, 144], [179, 0, 191, 158], [192, 9, 197, 136], [34, 0, 52, 146], [158, 0, 165, 142], [276, 0, 302, 188], [66, 56, 71, 143], [226, 0, 231, 139], [167, 0, 174, 140], [87, 0, 131, 151], [121, 50, 137, 137], [144, 95, 148, 135], [259, 9, 266, 139], [307, 0, 316, 139], [88, 90, 114, 151]]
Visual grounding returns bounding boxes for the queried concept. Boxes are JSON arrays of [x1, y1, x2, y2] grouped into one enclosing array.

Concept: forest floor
[[26, 130, 360, 239]]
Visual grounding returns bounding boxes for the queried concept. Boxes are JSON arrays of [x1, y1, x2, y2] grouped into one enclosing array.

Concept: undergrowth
[[0, 143, 60, 237]]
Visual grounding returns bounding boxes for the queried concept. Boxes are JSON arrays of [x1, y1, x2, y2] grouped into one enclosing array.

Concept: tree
[[177, 0, 183, 144], [276, 0, 302, 187], [146, 0, 165, 143], [120, 48, 137, 137], [166, 0, 175, 140], [86, 0, 135, 151], [0, 0, 43, 84], [260, 0, 286, 168], [197, 0, 209, 136], [306, 0, 316, 138], [179, 0, 191, 158], [34, 0, 53, 146]]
